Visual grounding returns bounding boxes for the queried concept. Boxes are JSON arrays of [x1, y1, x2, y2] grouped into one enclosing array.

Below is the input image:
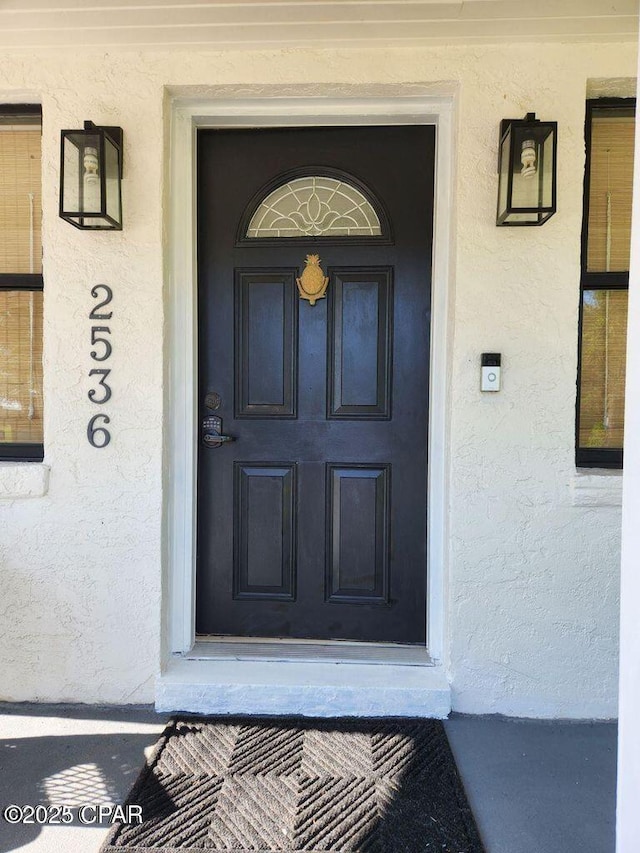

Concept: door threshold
[[157, 657, 450, 717], [188, 636, 433, 666]]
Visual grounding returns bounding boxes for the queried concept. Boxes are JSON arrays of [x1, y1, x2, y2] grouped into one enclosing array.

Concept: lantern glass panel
[[510, 126, 541, 218], [511, 124, 554, 222], [81, 132, 102, 216], [540, 130, 555, 210], [497, 127, 511, 222], [62, 131, 103, 220], [104, 134, 121, 224], [61, 133, 82, 216], [62, 131, 110, 228]]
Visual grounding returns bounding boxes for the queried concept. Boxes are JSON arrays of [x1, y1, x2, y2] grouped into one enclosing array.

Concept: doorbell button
[[481, 353, 501, 392]]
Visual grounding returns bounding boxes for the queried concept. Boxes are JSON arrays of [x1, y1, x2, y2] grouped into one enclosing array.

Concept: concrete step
[[156, 658, 451, 717]]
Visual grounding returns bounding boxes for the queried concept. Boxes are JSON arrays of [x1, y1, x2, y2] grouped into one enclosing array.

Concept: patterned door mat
[[102, 716, 485, 852]]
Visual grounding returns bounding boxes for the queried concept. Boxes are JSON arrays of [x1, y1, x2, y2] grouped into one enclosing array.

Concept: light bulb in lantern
[[83, 145, 100, 211], [521, 138, 537, 179]]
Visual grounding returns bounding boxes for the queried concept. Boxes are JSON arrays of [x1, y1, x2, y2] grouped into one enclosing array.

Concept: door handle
[[202, 415, 235, 449], [203, 433, 234, 448]]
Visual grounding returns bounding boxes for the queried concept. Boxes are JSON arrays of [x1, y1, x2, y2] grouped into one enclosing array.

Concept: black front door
[[196, 126, 434, 645]]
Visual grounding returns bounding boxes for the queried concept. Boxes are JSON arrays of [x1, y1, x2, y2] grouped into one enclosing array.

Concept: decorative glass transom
[[246, 176, 382, 238]]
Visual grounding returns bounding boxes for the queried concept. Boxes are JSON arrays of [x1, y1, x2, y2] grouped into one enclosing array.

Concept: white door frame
[[164, 86, 456, 671]]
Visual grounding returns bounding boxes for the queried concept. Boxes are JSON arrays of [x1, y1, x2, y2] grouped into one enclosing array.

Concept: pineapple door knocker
[[297, 254, 329, 305]]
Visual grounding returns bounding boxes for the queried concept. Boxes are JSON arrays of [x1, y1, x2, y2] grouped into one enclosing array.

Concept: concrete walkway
[[445, 716, 617, 853], [0, 705, 617, 853]]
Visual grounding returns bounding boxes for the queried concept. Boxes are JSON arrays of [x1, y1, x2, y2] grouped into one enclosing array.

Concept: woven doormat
[[102, 716, 485, 853]]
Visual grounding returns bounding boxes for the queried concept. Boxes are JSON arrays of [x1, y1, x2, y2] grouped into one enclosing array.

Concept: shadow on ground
[[0, 705, 166, 853]]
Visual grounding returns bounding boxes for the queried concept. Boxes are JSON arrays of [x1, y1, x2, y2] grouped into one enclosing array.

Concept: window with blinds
[[586, 109, 635, 273], [0, 106, 43, 460], [577, 99, 635, 468]]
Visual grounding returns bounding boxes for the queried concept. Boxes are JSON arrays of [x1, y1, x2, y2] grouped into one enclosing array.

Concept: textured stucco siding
[[0, 42, 635, 715]]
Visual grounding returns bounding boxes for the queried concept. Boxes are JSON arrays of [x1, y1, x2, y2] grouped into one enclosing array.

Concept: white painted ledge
[[0, 463, 49, 499], [156, 659, 451, 718], [571, 469, 623, 507]]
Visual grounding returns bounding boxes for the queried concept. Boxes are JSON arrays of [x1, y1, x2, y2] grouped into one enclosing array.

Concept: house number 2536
[[87, 284, 113, 448]]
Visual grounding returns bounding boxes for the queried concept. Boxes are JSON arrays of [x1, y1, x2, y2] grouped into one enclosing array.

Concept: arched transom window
[[246, 175, 383, 238]]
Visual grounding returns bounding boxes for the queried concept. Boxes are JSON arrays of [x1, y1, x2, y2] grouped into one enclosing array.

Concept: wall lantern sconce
[[496, 112, 557, 226], [59, 121, 123, 230]]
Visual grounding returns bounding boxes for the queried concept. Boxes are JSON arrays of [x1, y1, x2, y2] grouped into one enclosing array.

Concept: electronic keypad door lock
[[202, 415, 235, 448]]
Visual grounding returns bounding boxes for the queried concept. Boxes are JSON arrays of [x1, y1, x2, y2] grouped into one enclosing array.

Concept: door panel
[[235, 270, 298, 418], [328, 268, 393, 419], [326, 464, 390, 604], [196, 126, 434, 645], [234, 463, 296, 600]]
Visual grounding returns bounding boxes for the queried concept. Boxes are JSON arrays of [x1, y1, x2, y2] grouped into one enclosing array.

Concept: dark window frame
[[576, 97, 635, 469], [0, 104, 44, 462]]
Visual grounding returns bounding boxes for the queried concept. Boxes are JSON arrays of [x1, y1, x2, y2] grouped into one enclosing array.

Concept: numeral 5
[[90, 326, 112, 361]]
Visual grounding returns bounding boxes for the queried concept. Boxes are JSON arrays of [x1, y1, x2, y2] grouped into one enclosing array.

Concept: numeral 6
[[87, 414, 111, 448]]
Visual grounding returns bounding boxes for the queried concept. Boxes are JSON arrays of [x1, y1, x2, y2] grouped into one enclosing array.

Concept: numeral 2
[[89, 284, 113, 319]]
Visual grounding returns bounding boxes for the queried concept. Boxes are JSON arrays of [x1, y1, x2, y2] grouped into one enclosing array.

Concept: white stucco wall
[[0, 41, 634, 715], [616, 38, 640, 853]]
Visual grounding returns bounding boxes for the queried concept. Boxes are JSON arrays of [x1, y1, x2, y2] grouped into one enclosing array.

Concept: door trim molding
[[165, 86, 456, 674]]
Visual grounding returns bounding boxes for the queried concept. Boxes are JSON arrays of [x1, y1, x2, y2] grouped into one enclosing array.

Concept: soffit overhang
[[0, 0, 637, 51]]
